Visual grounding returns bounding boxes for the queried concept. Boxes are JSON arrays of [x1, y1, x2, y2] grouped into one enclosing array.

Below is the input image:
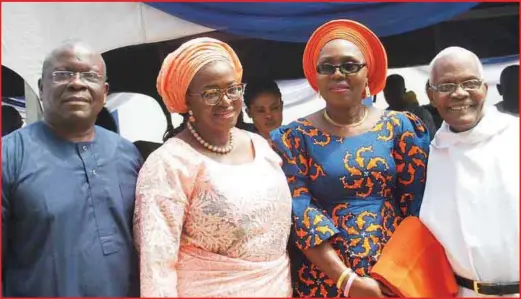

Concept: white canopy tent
[[2, 2, 215, 94], [2, 2, 517, 143], [2, 2, 214, 122]]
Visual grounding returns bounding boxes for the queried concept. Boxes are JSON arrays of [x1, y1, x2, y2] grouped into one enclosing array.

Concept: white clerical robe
[[420, 107, 519, 297]]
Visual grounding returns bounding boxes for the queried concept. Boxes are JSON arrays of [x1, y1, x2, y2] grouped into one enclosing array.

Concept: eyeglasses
[[430, 79, 483, 94], [188, 83, 245, 106], [51, 71, 106, 85], [316, 62, 367, 76]]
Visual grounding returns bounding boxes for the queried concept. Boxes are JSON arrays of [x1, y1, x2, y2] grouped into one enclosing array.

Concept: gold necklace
[[187, 121, 234, 154], [323, 107, 368, 128]]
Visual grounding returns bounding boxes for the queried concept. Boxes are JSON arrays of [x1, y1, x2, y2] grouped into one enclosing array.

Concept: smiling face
[[39, 44, 108, 128], [430, 53, 487, 132], [316, 39, 368, 109], [186, 60, 242, 136]]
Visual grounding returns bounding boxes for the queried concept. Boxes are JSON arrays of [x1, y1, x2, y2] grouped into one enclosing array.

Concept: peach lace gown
[[133, 132, 293, 297]]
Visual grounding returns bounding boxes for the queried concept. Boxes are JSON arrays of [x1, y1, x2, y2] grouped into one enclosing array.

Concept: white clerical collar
[[431, 106, 513, 149]]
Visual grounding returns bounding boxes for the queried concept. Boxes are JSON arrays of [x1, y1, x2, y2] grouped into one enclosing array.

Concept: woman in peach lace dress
[[133, 37, 293, 297]]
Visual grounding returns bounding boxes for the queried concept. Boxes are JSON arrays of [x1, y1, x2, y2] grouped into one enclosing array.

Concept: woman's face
[[316, 39, 368, 109], [186, 61, 243, 135], [246, 92, 283, 136]]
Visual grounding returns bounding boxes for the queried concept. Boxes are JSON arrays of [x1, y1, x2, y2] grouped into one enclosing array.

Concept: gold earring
[[188, 110, 196, 122], [365, 85, 371, 98]]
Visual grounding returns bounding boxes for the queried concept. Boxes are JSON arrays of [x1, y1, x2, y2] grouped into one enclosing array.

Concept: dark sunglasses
[[316, 62, 367, 75]]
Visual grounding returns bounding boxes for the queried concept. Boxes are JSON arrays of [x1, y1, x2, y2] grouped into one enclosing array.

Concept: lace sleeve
[[133, 144, 196, 297]]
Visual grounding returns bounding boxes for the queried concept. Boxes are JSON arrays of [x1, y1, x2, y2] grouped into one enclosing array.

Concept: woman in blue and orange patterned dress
[[271, 20, 430, 298]]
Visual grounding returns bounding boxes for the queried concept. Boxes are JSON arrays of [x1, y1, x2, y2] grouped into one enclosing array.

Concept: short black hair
[[243, 79, 281, 109], [500, 64, 519, 86], [385, 74, 405, 91]]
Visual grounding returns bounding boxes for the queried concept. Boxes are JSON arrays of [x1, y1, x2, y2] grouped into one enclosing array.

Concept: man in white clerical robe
[[420, 46, 519, 297]]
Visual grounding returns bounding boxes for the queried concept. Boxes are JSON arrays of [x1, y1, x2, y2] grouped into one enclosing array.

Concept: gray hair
[[428, 46, 484, 84]]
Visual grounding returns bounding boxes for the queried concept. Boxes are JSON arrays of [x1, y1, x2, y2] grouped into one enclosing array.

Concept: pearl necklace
[[323, 107, 368, 128], [187, 121, 234, 154]]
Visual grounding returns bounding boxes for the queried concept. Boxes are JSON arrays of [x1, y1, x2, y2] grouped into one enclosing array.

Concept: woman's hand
[[348, 277, 384, 298], [378, 282, 398, 297]]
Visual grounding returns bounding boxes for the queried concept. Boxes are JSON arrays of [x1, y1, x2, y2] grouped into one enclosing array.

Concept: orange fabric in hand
[[370, 216, 459, 298]]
